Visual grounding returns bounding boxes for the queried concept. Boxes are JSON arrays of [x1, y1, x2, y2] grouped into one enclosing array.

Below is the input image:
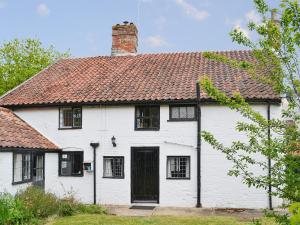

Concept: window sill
[[167, 119, 197, 122], [102, 176, 125, 179], [58, 127, 82, 130], [58, 174, 84, 177], [166, 177, 191, 180], [12, 180, 32, 185], [135, 128, 160, 131]]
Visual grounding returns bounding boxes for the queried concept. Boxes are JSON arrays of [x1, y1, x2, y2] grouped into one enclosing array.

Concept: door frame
[[131, 147, 160, 204]]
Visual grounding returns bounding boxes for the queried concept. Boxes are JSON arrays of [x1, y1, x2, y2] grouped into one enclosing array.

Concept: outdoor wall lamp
[[111, 136, 117, 147]]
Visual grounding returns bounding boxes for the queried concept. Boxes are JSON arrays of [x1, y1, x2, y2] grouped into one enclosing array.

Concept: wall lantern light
[[111, 136, 117, 147]]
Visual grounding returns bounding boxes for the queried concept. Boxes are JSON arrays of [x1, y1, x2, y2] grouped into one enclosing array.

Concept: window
[[59, 107, 82, 129], [167, 156, 190, 179], [103, 157, 124, 178], [13, 153, 32, 184], [59, 152, 83, 176], [135, 106, 160, 130], [169, 105, 196, 121]]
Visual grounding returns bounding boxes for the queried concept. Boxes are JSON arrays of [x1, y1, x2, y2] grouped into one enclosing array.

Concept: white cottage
[[0, 22, 282, 209]]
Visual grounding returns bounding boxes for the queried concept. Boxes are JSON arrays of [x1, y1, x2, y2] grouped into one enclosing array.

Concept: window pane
[[112, 158, 123, 177], [171, 107, 180, 119], [104, 157, 124, 178], [13, 154, 22, 182], [136, 106, 159, 129], [167, 156, 190, 179], [23, 154, 31, 180], [61, 108, 73, 128], [179, 107, 187, 118], [187, 106, 195, 119], [73, 108, 82, 127], [72, 152, 83, 175], [104, 158, 113, 177], [61, 153, 72, 176]]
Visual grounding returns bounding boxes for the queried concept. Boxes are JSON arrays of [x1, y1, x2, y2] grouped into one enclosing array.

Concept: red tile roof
[[0, 51, 280, 106], [0, 107, 59, 150]]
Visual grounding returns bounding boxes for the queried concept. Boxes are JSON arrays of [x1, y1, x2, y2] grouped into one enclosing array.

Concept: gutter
[[196, 82, 202, 208], [267, 103, 273, 210]]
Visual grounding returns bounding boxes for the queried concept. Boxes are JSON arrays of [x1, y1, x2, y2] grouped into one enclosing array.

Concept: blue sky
[[0, 0, 280, 57]]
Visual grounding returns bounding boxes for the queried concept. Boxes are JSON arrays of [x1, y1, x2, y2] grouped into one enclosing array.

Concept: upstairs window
[[59, 107, 82, 129], [135, 106, 160, 130], [103, 157, 124, 178], [13, 153, 32, 184], [169, 105, 196, 121], [59, 152, 83, 176], [167, 156, 190, 179]]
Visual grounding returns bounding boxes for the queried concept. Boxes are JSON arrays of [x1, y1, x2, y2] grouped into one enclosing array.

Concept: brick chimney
[[111, 21, 138, 56]]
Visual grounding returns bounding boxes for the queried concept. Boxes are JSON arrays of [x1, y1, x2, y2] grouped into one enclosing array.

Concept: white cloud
[[174, 0, 209, 22], [0, 0, 6, 9], [145, 35, 167, 48], [37, 3, 50, 17], [246, 10, 261, 23]]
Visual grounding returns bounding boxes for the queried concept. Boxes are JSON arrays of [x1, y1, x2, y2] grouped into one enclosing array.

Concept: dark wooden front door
[[131, 147, 159, 203], [32, 153, 44, 189]]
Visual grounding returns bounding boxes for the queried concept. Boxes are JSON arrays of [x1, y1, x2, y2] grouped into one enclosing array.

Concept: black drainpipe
[[267, 103, 273, 210], [196, 82, 202, 208], [90, 142, 99, 205]]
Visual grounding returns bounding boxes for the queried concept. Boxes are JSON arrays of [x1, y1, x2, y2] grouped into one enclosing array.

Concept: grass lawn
[[48, 214, 276, 225]]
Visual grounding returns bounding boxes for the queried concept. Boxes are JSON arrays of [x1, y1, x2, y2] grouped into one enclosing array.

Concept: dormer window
[[59, 107, 82, 129]]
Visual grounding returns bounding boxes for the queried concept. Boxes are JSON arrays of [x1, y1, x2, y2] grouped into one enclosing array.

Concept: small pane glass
[[13, 154, 22, 182], [179, 107, 187, 118], [187, 106, 195, 119], [171, 107, 179, 119]]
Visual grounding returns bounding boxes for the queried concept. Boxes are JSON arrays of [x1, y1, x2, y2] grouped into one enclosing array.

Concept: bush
[[76, 204, 107, 214], [16, 186, 59, 218], [0, 193, 32, 225]]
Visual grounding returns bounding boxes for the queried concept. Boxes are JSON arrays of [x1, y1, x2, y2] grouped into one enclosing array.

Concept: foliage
[[16, 186, 59, 219], [0, 38, 69, 96], [290, 202, 300, 225], [199, 0, 300, 224], [0, 193, 33, 225]]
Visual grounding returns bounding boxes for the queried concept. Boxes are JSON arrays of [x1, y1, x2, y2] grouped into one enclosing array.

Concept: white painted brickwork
[[0, 104, 282, 208]]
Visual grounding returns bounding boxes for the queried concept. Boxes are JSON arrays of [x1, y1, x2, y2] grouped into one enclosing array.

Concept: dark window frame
[[166, 156, 191, 180], [59, 106, 82, 130], [12, 152, 33, 185], [58, 151, 84, 177], [168, 105, 197, 121], [135, 105, 160, 131], [103, 156, 125, 179]]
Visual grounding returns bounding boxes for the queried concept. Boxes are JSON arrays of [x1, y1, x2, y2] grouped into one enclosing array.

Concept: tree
[[0, 38, 69, 96], [200, 0, 300, 224]]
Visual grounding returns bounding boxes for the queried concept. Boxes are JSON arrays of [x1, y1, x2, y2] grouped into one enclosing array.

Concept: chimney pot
[[111, 22, 138, 56]]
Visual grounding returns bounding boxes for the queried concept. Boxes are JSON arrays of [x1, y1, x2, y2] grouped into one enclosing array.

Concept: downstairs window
[[13, 153, 32, 184], [103, 157, 124, 178], [59, 152, 84, 176], [167, 156, 190, 179]]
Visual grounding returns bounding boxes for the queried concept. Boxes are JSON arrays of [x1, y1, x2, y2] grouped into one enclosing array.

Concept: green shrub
[[76, 204, 107, 214], [0, 193, 32, 225], [58, 200, 76, 217], [16, 186, 59, 218]]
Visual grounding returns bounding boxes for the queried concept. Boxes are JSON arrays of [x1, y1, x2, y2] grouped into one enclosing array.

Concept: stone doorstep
[[103, 205, 264, 219]]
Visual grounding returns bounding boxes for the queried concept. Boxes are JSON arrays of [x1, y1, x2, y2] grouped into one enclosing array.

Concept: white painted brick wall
[[7, 103, 281, 208]]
